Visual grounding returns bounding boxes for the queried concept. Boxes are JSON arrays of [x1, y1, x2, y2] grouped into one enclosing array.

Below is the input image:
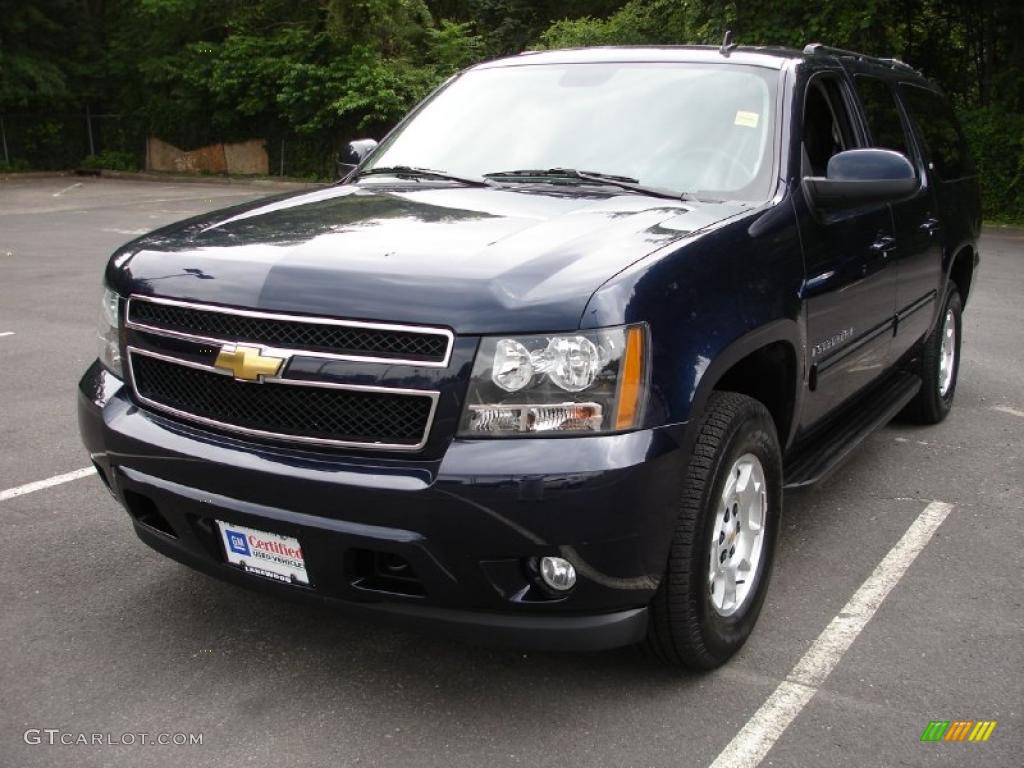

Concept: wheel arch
[[947, 243, 976, 307], [689, 320, 803, 451]]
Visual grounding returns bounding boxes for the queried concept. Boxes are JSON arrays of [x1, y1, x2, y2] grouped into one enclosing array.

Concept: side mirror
[[337, 139, 379, 180], [803, 149, 917, 210]]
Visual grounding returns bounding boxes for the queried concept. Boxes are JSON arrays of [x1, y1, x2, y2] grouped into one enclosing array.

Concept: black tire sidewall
[[692, 405, 783, 660], [920, 286, 963, 421]]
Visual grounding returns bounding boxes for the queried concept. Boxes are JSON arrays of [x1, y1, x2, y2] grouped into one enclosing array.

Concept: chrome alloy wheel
[[938, 308, 957, 398], [708, 453, 767, 617]]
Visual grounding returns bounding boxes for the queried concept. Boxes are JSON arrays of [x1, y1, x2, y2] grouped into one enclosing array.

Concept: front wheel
[[645, 392, 782, 669]]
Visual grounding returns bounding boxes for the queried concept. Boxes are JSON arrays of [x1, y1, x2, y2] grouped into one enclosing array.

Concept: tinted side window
[[899, 85, 974, 180], [802, 76, 857, 177], [854, 76, 910, 155]]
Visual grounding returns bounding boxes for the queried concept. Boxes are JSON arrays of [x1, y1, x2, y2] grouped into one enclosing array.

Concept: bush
[[79, 150, 140, 172], [0, 158, 31, 172], [960, 108, 1024, 224], [18, 120, 76, 170]]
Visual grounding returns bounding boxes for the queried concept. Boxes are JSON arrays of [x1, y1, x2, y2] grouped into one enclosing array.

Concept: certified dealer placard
[[217, 521, 309, 585]]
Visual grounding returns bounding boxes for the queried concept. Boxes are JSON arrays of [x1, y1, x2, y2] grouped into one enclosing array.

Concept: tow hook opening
[[347, 549, 425, 597], [122, 490, 178, 539]]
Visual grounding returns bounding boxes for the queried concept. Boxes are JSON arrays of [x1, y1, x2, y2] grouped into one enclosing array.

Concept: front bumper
[[79, 362, 689, 651]]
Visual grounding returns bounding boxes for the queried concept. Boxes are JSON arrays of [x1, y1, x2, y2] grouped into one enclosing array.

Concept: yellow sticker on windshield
[[735, 111, 760, 128]]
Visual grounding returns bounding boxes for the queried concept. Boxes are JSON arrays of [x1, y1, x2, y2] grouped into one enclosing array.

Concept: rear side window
[[899, 85, 974, 180], [854, 76, 910, 156]]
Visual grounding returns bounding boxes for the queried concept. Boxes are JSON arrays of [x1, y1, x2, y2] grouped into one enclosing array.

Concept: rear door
[[897, 84, 979, 317], [796, 72, 898, 429], [854, 75, 943, 357]]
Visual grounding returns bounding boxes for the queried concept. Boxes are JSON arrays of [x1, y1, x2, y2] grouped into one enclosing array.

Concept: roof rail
[[803, 43, 862, 59], [803, 43, 920, 74], [876, 57, 917, 73]]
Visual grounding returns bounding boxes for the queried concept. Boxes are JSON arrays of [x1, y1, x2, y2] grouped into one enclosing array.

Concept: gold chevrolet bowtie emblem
[[214, 345, 284, 381]]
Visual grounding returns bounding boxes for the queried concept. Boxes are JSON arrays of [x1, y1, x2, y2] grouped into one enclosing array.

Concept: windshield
[[366, 62, 779, 200]]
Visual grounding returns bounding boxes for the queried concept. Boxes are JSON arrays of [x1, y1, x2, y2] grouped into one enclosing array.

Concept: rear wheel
[[645, 392, 782, 669], [904, 284, 962, 424]]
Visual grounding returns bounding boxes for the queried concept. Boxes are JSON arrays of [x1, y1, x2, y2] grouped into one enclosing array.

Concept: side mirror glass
[[803, 148, 918, 210], [337, 139, 379, 180]]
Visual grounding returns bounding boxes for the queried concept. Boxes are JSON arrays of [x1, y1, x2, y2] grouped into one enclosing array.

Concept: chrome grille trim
[[126, 295, 454, 368], [126, 346, 440, 451]]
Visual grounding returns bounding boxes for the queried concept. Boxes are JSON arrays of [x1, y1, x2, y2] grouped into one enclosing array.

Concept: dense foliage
[[1, 0, 1022, 219]]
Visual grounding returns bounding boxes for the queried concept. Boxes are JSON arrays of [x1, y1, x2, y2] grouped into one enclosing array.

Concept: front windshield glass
[[366, 62, 779, 200]]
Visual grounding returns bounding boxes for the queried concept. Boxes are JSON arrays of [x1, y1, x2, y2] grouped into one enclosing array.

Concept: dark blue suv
[[79, 44, 980, 668]]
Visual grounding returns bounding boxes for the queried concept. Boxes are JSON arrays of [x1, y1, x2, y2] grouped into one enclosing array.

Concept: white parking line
[[52, 182, 83, 197], [993, 405, 1024, 419], [709, 500, 953, 768], [101, 227, 149, 236], [0, 331, 14, 337], [0, 467, 96, 502]]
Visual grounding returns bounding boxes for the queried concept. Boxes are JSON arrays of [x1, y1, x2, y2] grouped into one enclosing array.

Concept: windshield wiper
[[356, 166, 495, 187], [483, 168, 684, 200]]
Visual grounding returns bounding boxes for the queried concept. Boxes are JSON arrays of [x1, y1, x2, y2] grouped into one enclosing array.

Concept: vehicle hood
[[110, 183, 749, 334]]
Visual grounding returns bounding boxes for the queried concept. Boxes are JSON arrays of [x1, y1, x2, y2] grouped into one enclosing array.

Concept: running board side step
[[784, 372, 922, 489]]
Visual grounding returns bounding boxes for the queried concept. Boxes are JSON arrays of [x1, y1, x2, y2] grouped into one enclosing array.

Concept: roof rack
[[876, 57, 917, 73], [803, 43, 919, 74], [803, 43, 862, 58]]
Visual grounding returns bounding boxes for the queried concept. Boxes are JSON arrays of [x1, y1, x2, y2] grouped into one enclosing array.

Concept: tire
[[903, 284, 962, 425], [644, 392, 783, 670]]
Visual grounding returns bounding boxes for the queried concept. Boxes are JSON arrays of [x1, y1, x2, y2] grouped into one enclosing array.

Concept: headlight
[[458, 324, 647, 436], [97, 287, 123, 378]]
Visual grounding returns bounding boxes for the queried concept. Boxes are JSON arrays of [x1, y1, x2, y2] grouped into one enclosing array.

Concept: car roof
[[475, 46, 798, 71], [474, 44, 930, 83]]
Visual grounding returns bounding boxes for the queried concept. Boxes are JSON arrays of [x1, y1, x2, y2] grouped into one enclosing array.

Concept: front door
[[796, 72, 898, 430]]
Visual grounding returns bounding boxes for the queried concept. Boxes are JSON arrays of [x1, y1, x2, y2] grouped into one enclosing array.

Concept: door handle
[[920, 217, 940, 236]]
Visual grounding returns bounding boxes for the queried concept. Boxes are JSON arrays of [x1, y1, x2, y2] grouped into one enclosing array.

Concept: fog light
[[538, 556, 576, 591]]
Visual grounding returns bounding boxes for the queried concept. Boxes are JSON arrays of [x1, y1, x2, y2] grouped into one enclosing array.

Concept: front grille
[[130, 352, 435, 449], [128, 298, 450, 364]]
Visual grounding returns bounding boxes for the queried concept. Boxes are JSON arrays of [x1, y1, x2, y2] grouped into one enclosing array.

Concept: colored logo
[[921, 720, 997, 742], [214, 344, 284, 381], [226, 530, 250, 556]]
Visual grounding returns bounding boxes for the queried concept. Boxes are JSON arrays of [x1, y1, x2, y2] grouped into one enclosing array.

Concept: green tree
[[3, 0, 1023, 213], [0, 0, 90, 109]]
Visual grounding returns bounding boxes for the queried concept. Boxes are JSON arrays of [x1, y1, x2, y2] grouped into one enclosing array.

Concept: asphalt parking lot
[[1, 175, 1021, 768]]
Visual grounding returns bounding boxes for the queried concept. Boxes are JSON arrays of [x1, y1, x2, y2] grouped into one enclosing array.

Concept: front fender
[[581, 202, 805, 440]]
